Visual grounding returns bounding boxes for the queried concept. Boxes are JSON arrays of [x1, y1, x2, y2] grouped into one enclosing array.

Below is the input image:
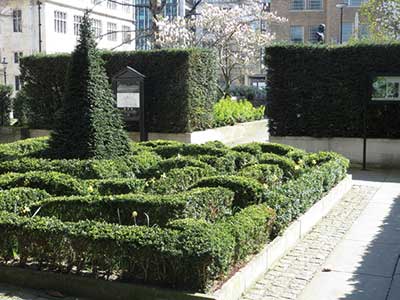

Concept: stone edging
[[0, 176, 352, 300], [213, 175, 353, 300]]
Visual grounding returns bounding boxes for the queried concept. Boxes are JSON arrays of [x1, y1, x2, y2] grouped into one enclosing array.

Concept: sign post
[[112, 67, 147, 141], [365, 74, 400, 169]]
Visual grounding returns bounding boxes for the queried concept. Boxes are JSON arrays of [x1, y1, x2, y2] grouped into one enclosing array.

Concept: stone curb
[[213, 175, 353, 300]]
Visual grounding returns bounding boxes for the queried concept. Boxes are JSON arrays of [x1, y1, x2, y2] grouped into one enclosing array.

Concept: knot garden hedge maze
[[0, 138, 348, 292]]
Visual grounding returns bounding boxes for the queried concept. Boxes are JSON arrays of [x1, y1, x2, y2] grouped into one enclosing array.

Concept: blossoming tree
[[155, 1, 285, 93], [360, 0, 400, 41]]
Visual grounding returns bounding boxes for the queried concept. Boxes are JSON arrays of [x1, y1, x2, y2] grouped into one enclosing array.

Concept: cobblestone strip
[[240, 185, 377, 300]]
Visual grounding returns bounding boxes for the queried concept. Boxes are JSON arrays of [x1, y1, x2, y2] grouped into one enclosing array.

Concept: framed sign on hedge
[[371, 75, 400, 103]]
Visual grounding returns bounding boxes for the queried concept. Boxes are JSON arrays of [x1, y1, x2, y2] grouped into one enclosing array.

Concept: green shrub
[[0, 151, 161, 179], [194, 154, 236, 174], [266, 43, 400, 138], [48, 16, 130, 159], [147, 166, 215, 194], [213, 97, 265, 127], [221, 204, 275, 262], [87, 178, 146, 196], [0, 84, 12, 126], [35, 187, 234, 226], [143, 156, 214, 179], [238, 164, 284, 186], [20, 48, 218, 133], [259, 153, 301, 179], [0, 212, 234, 292], [152, 143, 228, 159], [0, 188, 50, 213], [0, 172, 85, 196], [0, 137, 48, 162], [193, 176, 265, 208]]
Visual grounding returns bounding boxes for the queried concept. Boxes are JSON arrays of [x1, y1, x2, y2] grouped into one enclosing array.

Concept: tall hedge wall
[[20, 49, 217, 133], [266, 43, 400, 138]]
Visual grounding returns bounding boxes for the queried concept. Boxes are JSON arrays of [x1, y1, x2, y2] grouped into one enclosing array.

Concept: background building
[[271, 0, 368, 44], [0, 0, 135, 93]]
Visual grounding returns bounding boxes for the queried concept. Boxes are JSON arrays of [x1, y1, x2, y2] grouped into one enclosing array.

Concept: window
[[107, 0, 117, 9], [107, 22, 117, 41], [290, 0, 304, 10], [15, 76, 21, 91], [309, 25, 319, 43], [290, 26, 304, 43], [372, 77, 400, 101], [290, 0, 322, 10], [122, 0, 131, 13], [122, 26, 132, 44], [165, 0, 178, 17], [348, 0, 367, 7], [14, 52, 23, 63], [13, 10, 22, 32], [341, 22, 353, 42], [91, 19, 102, 37], [54, 11, 67, 33], [74, 15, 83, 36]]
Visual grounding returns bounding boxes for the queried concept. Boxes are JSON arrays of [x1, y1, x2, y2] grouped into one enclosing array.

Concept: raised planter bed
[[0, 120, 268, 145], [270, 136, 400, 168]]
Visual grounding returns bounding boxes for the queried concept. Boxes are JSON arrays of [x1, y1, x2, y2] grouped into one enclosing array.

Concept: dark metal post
[[37, 1, 43, 53], [140, 80, 147, 141], [339, 7, 344, 44]]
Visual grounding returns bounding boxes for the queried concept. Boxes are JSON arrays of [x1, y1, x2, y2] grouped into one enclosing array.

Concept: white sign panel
[[372, 76, 400, 102], [117, 93, 140, 108]]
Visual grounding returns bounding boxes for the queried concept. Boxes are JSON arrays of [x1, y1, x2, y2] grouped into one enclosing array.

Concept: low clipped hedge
[[0, 151, 161, 179], [0, 188, 50, 213], [0, 138, 350, 293], [0, 172, 86, 196], [193, 176, 265, 208], [33, 187, 234, 226]]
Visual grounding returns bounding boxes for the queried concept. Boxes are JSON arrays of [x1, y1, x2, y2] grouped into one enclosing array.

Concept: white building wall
[[0, 0, 135, 93]]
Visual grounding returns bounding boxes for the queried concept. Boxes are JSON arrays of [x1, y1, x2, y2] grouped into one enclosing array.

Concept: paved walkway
[[241, 168, 400, 300]]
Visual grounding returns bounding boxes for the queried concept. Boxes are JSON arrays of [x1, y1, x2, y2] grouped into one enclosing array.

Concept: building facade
[[0, 0, 135, 93], [271, 0, 368, 44]]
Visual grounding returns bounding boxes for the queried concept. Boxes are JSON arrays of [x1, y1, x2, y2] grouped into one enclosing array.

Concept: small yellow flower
[[312, 160, 317, 165], [132, 211, 138, 218], [21, 206, 31, 215], [294, 165, 301, 170], [160, 173, 167, 179], [88, 185, 94, 193], [298, 159, 304, 165]]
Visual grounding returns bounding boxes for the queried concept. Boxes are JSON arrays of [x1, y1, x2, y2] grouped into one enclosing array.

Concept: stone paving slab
[[240, 185, 377, 300], [0, 283, 86, 300]]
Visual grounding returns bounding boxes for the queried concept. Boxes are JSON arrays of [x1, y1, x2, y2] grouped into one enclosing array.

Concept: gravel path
[[240, 185, 377, 300]]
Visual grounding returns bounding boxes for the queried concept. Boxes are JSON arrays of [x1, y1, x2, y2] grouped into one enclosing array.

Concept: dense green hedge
[[266, 43, 400, 138], [34, 187, 234, 226], [0, 138, 350, 292], [19, 49, 218, 133], [0, 85, 12, 126]]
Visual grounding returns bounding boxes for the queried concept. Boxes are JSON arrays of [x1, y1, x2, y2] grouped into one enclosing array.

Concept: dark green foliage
[[34, 187, 234, 226], [220, 204, 275, 262], [0, 137, 48, 162], [0, 172, 86, 196], [0, 137, 350, 293], [0, 85, 12, 126], [238, 164, 284, 186], [20, 49, 218, 133], [147, 166, 215, 194], [259, 153, 302, 179], [143, 156, 214, 179], [12, 89, 29, 126], [266, 43, 400, 138], [193, 176, 265, 208], [87, 178, 146, 195], [48, 15, 130, 159], [0, 151, 161, 179], [0, 188, 50, 213]]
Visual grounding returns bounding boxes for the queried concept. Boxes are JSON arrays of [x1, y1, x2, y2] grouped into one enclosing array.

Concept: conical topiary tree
[[49, 13, 130, 159]]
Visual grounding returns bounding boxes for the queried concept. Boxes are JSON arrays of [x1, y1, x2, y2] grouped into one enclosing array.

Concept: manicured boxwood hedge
[[266, 43, 400, 138], [19, 49, 218, 133], [0, 138, 349, 292]]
